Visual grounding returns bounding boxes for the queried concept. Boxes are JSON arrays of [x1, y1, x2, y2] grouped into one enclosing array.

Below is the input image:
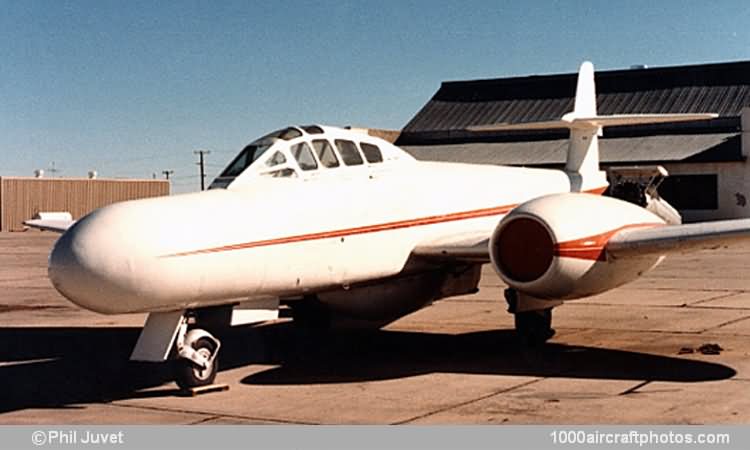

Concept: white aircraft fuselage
[[48, 127, 593, 318]]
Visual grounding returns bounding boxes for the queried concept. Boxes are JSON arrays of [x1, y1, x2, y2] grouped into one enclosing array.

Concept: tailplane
[[468, 62, 717, 192]]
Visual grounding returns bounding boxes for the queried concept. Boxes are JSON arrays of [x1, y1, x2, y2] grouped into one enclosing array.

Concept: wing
[[606, 218, 750, 258], [412, 218, 750, 264], [24, 212, 75, 233], [412, 232, 490, 263]]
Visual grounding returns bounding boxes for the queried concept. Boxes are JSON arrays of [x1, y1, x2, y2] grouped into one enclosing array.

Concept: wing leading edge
[[412, 232, 490, 263], [412, 219, 750, 265], [606, 218, 750, 258]]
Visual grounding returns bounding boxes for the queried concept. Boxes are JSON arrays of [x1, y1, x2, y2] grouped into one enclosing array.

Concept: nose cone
[[48, 207, 139, 314], [48, 189, 247, 314]]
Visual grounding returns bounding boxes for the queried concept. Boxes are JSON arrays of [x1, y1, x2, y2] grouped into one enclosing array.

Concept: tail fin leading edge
[[572, 61, 597, 118]]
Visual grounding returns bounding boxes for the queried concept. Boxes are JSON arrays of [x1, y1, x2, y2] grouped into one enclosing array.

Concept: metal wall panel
[[0, 178, 170, 231]]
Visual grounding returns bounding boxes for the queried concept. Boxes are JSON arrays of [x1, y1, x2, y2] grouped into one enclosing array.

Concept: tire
[[175, 337, 218, 390], [514, 309, 555, 346]]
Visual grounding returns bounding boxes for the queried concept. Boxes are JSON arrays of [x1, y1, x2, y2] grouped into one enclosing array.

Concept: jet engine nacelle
[[489, 193, 665, 300]]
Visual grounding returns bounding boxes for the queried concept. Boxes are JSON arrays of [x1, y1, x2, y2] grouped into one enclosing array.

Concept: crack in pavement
[[108, 402, 318, 425], [700, 315, 750, 333], [391, 378, 544, 425]]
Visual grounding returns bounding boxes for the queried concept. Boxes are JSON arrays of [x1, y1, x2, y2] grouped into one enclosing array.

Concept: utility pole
[[162, 170, 174, 180], [48, 161, 61, 177], [194, 150, 211, 191]]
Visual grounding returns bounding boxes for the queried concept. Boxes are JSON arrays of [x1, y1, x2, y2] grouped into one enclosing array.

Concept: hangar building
[[0, 176, 170, 231], [398, 61, 750, 222]]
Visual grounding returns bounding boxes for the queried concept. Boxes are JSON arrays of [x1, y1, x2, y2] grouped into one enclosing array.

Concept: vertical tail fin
[[467, 61, 717, 193], [564, 61, 604, 189], [572, 61, 597, 117]]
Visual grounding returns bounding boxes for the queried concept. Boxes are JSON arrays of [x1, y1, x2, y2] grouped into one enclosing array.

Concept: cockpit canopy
[[210, 125, 409, 189], [219, 127, 309, 178]]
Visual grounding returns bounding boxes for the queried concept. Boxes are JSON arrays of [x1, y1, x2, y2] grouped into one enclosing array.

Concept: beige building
[[0, 177, 170, 231]]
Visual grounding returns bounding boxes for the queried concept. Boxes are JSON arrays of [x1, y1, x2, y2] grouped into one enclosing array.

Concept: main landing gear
[[504, 288, 558, 346], [290, 295, 332, 331]]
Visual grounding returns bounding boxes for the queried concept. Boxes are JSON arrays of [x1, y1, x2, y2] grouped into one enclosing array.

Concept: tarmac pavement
[[1, 231, 748, 424]]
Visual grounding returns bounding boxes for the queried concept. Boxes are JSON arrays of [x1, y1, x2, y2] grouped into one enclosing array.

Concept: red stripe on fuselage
[[161, 204, 516, 258], [160, 186, 610, 258], [554, 222, 664, 261]]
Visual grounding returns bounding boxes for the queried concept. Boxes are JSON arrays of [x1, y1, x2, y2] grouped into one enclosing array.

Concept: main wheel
[[175, 337, 218, 390], [514, 308, 555, 346]]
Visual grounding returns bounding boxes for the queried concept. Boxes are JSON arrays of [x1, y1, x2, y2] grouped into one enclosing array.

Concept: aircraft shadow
[[0, 323, 736, 414], [242, 327, 737, 386], [0, 324, 278, 414]]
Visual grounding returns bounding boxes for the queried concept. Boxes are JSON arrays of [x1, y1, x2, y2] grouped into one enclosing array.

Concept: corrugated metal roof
[[402, 133, 741, 166], [401, 61, 750, 142]]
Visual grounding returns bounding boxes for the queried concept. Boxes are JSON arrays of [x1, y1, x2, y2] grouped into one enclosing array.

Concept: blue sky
[[2, 0, 750, 192]]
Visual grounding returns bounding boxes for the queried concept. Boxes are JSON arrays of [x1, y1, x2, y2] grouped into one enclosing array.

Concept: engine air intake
[[495, 218, 554, 283]]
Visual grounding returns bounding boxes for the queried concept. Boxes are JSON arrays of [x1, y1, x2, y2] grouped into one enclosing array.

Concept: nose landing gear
[[174, 324, 221, 390]]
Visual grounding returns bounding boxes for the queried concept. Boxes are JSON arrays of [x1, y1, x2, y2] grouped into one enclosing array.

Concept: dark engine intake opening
[[495, 217, 554, 283]]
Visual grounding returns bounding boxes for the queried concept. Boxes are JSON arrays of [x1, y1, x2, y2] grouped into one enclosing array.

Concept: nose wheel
[[174, 326, 221, 390]]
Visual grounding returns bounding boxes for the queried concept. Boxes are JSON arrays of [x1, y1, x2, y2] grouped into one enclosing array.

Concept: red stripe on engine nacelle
[[554, 223, 664, 261]]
